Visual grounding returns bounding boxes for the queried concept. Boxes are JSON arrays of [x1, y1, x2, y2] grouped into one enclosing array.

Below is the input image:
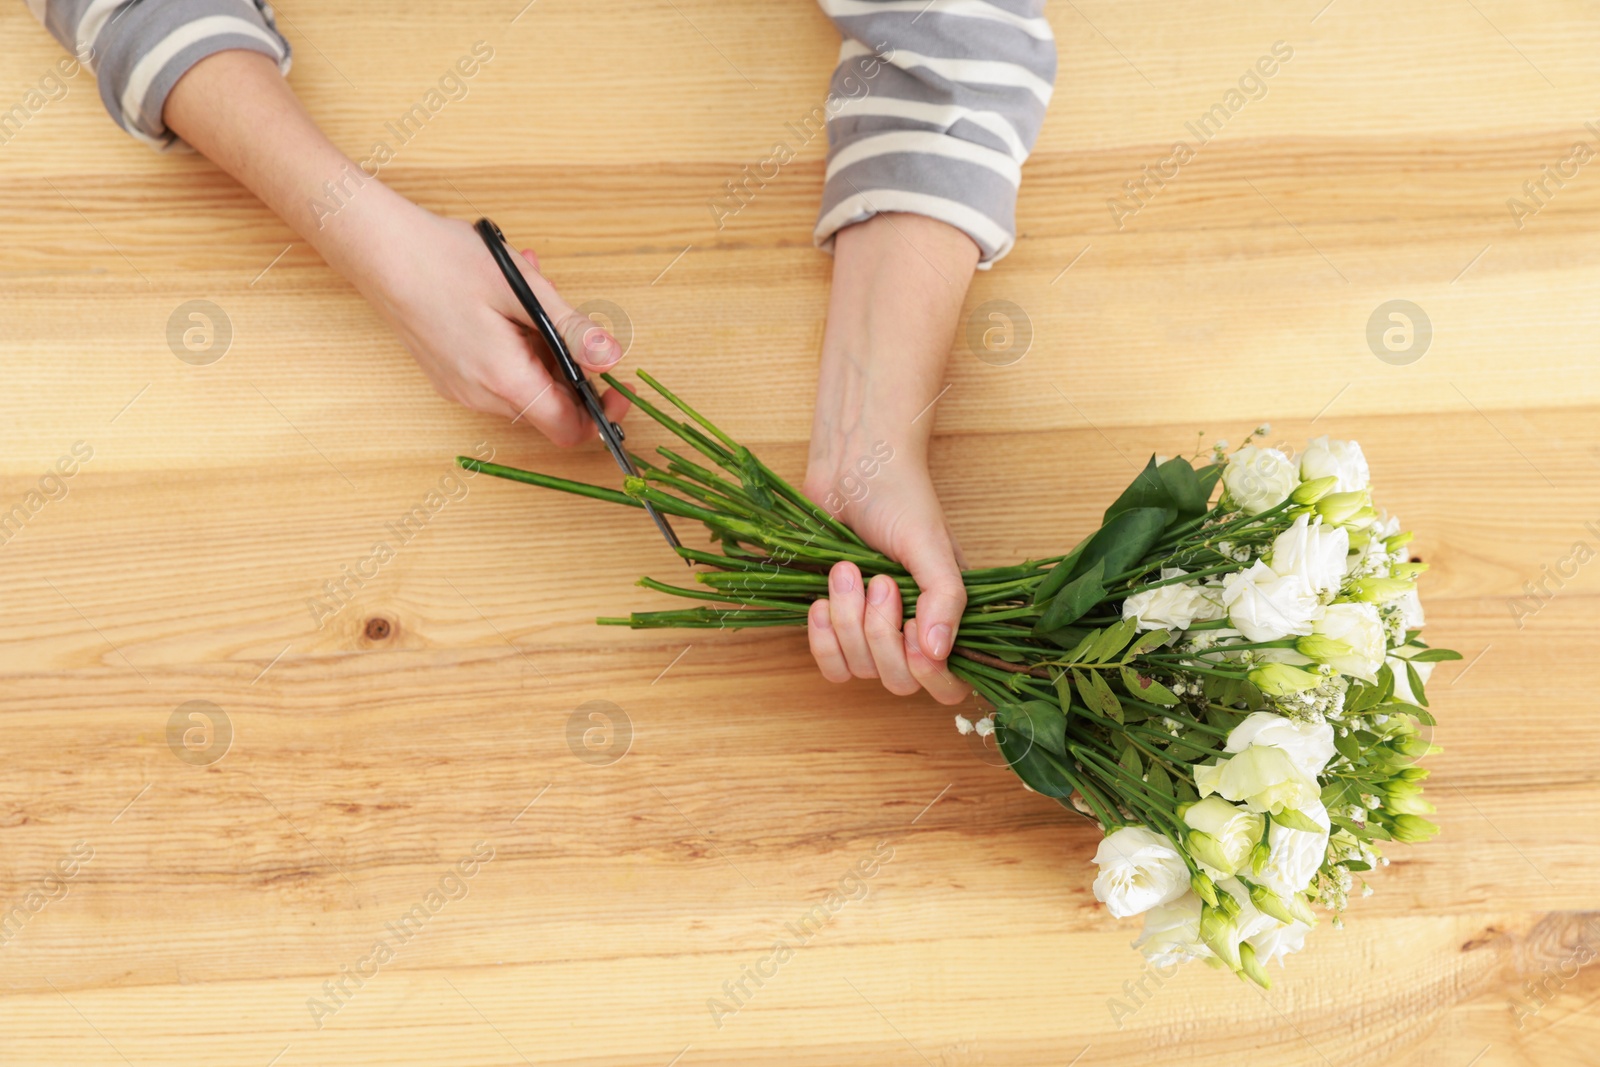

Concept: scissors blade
[[474, 217, 685, 561], [575, 380, 685, 558]]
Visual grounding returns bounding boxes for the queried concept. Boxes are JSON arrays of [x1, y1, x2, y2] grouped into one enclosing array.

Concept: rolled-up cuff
[[813, 148, 1018, 267], [92, 1, 291, 149]]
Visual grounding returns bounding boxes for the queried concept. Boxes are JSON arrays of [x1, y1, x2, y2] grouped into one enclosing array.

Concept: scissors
[[474, 217, 683, 558]]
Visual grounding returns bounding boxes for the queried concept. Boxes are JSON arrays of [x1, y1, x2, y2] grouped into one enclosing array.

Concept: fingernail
[[926, 624, 951, 660], [584, 328, 621, 367], [867, 577, 889, 604]]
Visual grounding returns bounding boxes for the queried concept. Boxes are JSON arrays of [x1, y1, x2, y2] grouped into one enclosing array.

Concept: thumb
[[899, 533, 966, 662], [509, 248, 624, 373]]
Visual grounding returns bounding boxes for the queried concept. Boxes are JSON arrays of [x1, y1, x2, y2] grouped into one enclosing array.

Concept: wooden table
[[2, 2, 1595, 1064]]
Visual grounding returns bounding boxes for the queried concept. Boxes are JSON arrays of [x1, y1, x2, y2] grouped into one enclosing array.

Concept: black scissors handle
[[474, 217, 684, 558]]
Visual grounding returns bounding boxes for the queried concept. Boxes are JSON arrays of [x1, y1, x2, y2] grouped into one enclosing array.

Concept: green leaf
[[1345, 682, 1383, 716], [1406, 648, 1462, 663], [1103, 456, 1175, 524], [1118, 743, 1143, 779], [1073, 669, 1124, 723], [1033, 559, 1106, 633], [1126, 628, 1173, 659], [1333, 731, 1362, 763], [995, 700, 1067, 756], [996, 724, 1074, 799], [1068, 507, 1170, 584], [1146, 761, 1173, 798], [1405, 660, 1429, 707], [1174, 778, 1199, 804], [1120, 665, 1180, 706], [1195, 463, 1223, 500], [1271, 808, 1326, 833], [1344, 860, 1372, 872], [1157, 457, 1207, 517], [1087, 617, 1138, 663], [1040, 625, 1095, 654], [1375, 663, 1396, 704], [1321, 780, 1357, 809]]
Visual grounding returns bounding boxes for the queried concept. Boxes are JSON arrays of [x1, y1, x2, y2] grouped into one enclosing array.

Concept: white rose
[[1223, 446, 1299, 515], [1300, 435, 1370, 493], [1091, 826, 1190, 919], [1246, 917, 1311, 966], [1182, 796, 1264, 877], [1122, 569, 1226, 632], [1225, 712, 1337, 781], [1301, 602, 1386, 682], [1194, 745, 1321, 815], [1134, 892, 1212, 967], [1222, 561, 1320, 641], [1258, 799, 1331, 898], [1270, 514, 1349, 596]]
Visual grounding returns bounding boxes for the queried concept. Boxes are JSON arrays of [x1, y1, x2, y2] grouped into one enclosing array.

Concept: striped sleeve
[[813, 0, 1056, 266], [26, 0, 291, 149]]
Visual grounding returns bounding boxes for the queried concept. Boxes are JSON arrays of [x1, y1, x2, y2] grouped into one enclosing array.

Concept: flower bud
[[1295, 634, 1354, 664], [1346, 577, 1414, 603], [1238, 941, 1272, 988], [1394, 736, 1441, 759], [1391, 562, 1429, 580], [1388, 814, 1440, 842], [1199, 906, 1242, 971], [1250, 841, 1271, 877], [1248, 882, 1298, 925], [1285, 892, 1317, 926], [1190, 871, 1219, 907], [1384, 530, 1414, 553], [1248, 662, 1320, 695], [1290, 476, 1338, 504], [1315, 491, 1368, 524]]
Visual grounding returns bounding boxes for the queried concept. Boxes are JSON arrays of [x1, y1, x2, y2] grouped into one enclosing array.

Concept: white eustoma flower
[[1134, 892, 1212, 967], [1222, 561, 1320, 641], [1225, 712, 1338, 781], [1246, 917, 1311, 965], [1223, 446, 1300, 515], [1270, 514, 1349, 596], [1091, 826, 1190, 918], [1182, 796, 1264, 878], [1195, 746, 1321, 815], [1259, 799, 1331, 898], [1300, 436, 1370, 493], [1302, 602, 1386, 682], [1122, 569, 1225, 632]]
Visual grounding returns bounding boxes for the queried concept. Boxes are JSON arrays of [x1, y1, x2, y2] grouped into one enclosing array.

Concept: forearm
[[810, 213, 979, 474], [162, 50, 406, 287]]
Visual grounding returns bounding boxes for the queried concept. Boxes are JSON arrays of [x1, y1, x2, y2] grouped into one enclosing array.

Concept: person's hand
[[161, 49, 627, 447], [355, 201, 629, 446], [804, 444, 970, 704], [801, 212, 980, 704]]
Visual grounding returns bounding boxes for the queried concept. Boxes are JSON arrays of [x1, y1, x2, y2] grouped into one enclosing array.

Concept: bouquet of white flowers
[[459, 372, 1458, 986]]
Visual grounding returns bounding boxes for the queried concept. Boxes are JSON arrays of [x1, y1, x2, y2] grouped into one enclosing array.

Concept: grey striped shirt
[[25, 0, 1053, 264]]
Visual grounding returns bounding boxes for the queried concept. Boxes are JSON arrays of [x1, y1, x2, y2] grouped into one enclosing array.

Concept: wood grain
[[2, 1, 1598, 1064]]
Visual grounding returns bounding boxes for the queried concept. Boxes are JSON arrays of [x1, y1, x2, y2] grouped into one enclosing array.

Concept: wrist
[[808, 213, 977, 481]]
